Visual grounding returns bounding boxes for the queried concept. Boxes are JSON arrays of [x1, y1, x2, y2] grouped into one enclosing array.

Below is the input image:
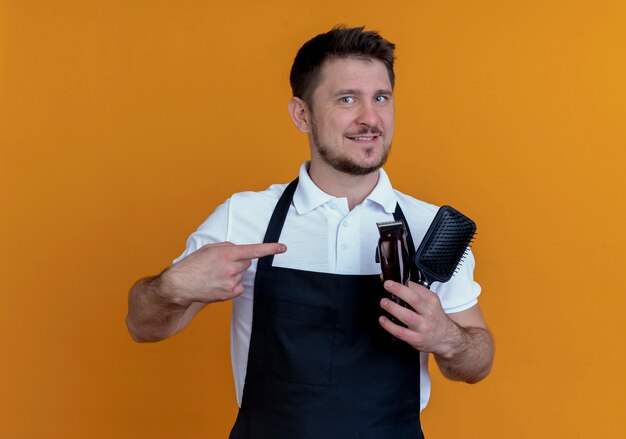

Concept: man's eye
[[375, 95, 389, 102], [340, 96, 354, 104]]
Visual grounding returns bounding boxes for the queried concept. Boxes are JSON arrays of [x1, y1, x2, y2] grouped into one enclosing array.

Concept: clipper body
[[376, 220, 411, 307]]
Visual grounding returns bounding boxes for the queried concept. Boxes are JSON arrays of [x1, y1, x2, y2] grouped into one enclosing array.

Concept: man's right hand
[[160, 242, 287, 306], [126, 241, 286, 342]]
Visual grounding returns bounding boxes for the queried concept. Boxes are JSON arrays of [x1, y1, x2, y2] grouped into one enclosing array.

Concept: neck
[[308, 161, 380, 210]]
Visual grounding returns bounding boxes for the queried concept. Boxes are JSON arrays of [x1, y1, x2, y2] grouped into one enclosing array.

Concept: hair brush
[[413, 205, 476, 288]]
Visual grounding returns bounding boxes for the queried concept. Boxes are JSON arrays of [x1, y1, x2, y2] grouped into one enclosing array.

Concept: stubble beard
[[310, 118, 391, 176]]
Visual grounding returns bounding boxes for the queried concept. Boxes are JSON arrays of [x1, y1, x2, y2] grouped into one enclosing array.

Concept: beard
[[310, 118, 391, 176]]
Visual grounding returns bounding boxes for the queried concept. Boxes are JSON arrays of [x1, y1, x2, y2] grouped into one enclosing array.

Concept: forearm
[[434, 322, 494, 384], [126, 274, 188, 343]]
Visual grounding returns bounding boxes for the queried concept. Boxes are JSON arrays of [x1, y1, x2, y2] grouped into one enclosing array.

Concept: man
[[126, 26, 494, 438]]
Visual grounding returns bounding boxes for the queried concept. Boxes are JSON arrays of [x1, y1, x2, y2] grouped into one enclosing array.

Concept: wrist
[[153, 268, 190, 309], [433, 319, 467, 361]]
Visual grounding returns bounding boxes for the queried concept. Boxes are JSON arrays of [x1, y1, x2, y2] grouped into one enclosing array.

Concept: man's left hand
[[379, 280, 460, 357], [379, 280, 495, 383]]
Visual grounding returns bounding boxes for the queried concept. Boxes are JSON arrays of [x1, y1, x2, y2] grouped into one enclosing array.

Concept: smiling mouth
[[346, 134, 380, 142]]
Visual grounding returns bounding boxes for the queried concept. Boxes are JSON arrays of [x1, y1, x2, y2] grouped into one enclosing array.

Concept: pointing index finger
[[233, 243, 287, 261]]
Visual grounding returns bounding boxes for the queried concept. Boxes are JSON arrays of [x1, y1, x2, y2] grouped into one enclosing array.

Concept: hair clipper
[[375, 220, 411, 308]]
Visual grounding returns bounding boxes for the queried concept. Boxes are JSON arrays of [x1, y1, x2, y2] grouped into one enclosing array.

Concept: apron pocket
[[264, 299, 336, 386]]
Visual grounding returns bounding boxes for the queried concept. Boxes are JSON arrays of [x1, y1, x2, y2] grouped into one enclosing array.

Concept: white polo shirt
[[174, 161, 481, 411]]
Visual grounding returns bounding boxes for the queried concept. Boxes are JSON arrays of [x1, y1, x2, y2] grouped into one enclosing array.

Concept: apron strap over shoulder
[[393, 203, 420, 283], [258, 178, 299, 268]]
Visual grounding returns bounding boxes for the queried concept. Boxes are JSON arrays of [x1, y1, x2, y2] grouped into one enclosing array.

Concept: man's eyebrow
[[332, 89, 393, 97], [333, 89, 363, 97]]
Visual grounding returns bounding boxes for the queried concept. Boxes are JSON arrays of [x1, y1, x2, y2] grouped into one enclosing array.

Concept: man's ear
[[288, 96, 311, 133]]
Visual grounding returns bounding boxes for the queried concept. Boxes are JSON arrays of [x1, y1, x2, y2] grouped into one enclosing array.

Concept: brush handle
[[415, 269, 432, 289]]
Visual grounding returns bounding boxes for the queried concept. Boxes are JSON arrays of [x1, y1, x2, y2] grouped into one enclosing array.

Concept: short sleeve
[[172, 198, 231, 265]]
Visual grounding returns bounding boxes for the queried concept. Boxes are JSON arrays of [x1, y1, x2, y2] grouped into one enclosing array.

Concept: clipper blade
[[377, 219, 405, 234]]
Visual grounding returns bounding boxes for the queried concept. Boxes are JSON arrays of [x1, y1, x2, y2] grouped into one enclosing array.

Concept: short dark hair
[[290, 25, 396, 105]]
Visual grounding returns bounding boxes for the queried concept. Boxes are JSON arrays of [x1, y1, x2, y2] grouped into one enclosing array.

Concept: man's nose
[[355, 102, 380, 128]]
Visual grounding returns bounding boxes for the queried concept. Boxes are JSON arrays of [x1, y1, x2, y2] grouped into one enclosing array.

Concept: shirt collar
[[292, 161, 397, 215]]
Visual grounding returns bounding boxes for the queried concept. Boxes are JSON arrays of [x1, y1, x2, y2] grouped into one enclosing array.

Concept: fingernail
[[384, 280, 393, 289], [278, 244, 287, 252], [381, 298, 389, 308]]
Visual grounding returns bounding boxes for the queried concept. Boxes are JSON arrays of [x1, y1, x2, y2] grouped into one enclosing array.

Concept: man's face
[[307, 57, 395, 176]]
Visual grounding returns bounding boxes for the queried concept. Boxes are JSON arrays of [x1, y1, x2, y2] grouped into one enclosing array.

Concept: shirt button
[[341, 244, 347, 250], [330, 203, 337, 210], [342, 221, 349, 227]]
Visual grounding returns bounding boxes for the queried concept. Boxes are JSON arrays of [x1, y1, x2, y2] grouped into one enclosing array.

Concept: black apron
[[229, 178, 425, 439]]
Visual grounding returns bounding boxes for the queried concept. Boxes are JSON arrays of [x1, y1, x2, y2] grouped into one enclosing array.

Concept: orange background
[[1, 1, 625, 438]]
